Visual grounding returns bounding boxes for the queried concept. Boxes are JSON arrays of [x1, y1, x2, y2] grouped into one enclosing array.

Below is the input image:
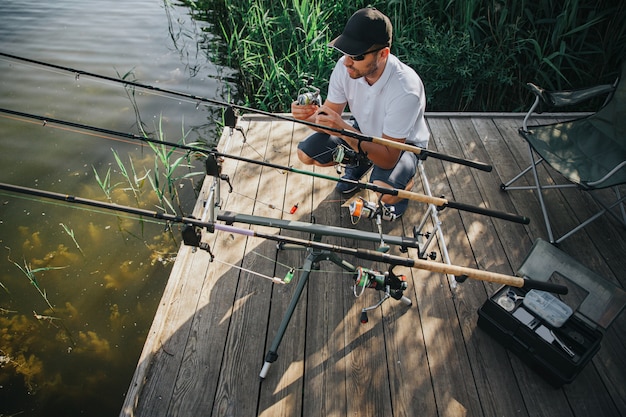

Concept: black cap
[[328, 7, 392, 56]]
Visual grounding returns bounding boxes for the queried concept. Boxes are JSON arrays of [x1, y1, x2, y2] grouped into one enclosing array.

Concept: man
[[291, 6, 429, 219]]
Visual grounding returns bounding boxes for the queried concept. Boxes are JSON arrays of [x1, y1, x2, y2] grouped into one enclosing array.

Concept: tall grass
[[183, 0, 625, 112], [185, 0, 339, 110]]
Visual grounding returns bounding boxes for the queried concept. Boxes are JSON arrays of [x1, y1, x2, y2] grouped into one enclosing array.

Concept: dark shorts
[[297, 131, 418, 189]]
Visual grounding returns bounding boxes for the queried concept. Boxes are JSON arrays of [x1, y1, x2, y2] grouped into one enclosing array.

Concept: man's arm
[[314, 103, 403, 169]]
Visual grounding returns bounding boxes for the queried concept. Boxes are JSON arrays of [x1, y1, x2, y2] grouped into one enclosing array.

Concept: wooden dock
[[121, 113, 626, 417]]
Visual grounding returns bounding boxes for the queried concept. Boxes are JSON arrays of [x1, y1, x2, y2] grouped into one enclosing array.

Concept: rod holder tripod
[[412, 159, 456, 289], [259, 238, 413, 380], [259, 241, 350, 380]]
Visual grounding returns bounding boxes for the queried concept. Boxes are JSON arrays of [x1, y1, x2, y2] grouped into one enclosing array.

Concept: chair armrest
[[527, 82, 615, 107], [521, 82, 616, 132]]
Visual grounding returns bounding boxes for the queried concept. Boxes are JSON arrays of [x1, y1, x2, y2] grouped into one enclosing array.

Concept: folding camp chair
[[501, 63, 626, 244]]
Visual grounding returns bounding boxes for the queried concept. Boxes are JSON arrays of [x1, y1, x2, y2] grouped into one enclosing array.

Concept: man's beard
[[346, 59, 379, 80]]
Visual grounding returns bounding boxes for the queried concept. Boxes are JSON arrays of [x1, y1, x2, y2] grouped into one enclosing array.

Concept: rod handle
[[409, 259, 567, 295], [446, 200, 531, 225], [520, 279, 569, 295], [367, 136, 492, 172], [422, 149, 493, 172]]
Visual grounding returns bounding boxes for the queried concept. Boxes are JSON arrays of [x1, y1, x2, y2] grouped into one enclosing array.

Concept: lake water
[[0, 1, 233, 415]]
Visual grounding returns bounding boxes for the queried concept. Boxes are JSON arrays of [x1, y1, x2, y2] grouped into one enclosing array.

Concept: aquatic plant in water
[[59, 223, 85, 256], [6, 248, 68, 311]]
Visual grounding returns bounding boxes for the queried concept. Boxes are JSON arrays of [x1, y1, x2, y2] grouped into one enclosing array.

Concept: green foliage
[[184, 0, 626, 112], [400, 17, 516, 110]]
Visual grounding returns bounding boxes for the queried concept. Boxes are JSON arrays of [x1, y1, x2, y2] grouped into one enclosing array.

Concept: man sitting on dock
[[291, 6, 429, 218]]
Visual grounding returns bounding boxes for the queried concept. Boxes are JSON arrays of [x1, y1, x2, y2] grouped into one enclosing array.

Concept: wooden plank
[[134, 250, 213, 417], [121, 121, 249, 416], [441, 117, 535, 417], [475, 116, 626, 279], [122, 116, 250, 416], [160, 119, 257, 416], [300, 156, 350, 417], [423, 117, 498, 417], [488, 119, 626, 416], [490, 117, 582, 243], [257, 121, 309, 417], [503, 117, 626, 416], [339, 203, 394, 417], [478, 117, 560, 241], [469, 117, 579, 417], [495, 118, 626, 285], [165, 230, 246, 416], [380, 178, 439, 416], [121, 236, 203, 417], [209, 118, 278, 417], [591, 315, 626, 416]]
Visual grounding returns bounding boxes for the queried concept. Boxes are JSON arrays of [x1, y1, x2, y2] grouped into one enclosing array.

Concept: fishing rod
[[0, 182, 566, 294], [0, 51, 492, 172], [0, 107, 530, 224]]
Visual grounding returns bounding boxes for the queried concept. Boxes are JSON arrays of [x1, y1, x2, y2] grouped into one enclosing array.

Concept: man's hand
[[314, 105, 350, 134], [291, 101, 318, 121], [292, 100, 349, 135]]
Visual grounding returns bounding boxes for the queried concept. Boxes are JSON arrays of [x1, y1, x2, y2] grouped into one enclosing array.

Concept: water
[[0, 1, 233, 415]]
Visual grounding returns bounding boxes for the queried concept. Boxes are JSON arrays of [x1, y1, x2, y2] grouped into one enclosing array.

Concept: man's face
[[343, 49, 383, 80]]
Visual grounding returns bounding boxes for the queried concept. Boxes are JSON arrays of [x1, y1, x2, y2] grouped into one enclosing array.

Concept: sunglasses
[[346, 46, 387, 61]]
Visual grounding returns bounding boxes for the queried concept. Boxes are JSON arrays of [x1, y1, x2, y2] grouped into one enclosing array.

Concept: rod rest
[[217, 211, 422, 250]]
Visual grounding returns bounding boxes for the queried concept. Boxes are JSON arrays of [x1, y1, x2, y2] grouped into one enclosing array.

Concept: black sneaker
[[336, 162, 372, 194], [381, 198, 409, 221]]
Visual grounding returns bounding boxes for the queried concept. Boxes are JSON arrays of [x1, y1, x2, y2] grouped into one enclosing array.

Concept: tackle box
[[477, 239, 626, 387]]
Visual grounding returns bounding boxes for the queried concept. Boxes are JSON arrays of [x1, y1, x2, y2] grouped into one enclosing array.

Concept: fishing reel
[[332, 144, 370, 167], [348, 197, 399, 222], [296, 77, 322, 106], [353, 266, 387, 293], [332, 143, 370, 177], [353, 266, 411, 323]]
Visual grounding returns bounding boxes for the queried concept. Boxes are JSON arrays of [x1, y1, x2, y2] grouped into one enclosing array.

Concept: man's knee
[[297, 148, 315, 165], [297, 148, 336, 167]]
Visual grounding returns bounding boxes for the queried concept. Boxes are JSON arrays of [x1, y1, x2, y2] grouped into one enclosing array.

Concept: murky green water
[[0, 1, 232, 415]]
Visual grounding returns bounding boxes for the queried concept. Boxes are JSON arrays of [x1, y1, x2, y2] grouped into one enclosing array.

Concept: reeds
[[5, 248, 67, 312], [142, 117, 204, 214], [92, 116, 203, 219], [185, 0, 337, 110], [184, 0, 626, 111]]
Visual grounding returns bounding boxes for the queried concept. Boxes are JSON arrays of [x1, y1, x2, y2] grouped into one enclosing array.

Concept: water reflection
[[0, 0, 233, 416]]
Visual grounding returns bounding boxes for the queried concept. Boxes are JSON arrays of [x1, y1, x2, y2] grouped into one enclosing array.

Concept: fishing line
[[212, 258, 286, 284], [0, 189, 344, 280], [0, 190, 174, 227], [0, 112, 171, 152], [248, 249, 355, 277], [0, 54, 200, 108], [2, 110, 287, 222], [230, 190, 290, 214]]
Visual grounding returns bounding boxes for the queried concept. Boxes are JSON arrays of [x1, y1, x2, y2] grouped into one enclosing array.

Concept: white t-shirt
[[326, 54, 430, 148]]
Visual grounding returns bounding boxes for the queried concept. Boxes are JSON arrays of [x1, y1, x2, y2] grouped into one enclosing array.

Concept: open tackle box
[[477, 239, 626, 387]]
